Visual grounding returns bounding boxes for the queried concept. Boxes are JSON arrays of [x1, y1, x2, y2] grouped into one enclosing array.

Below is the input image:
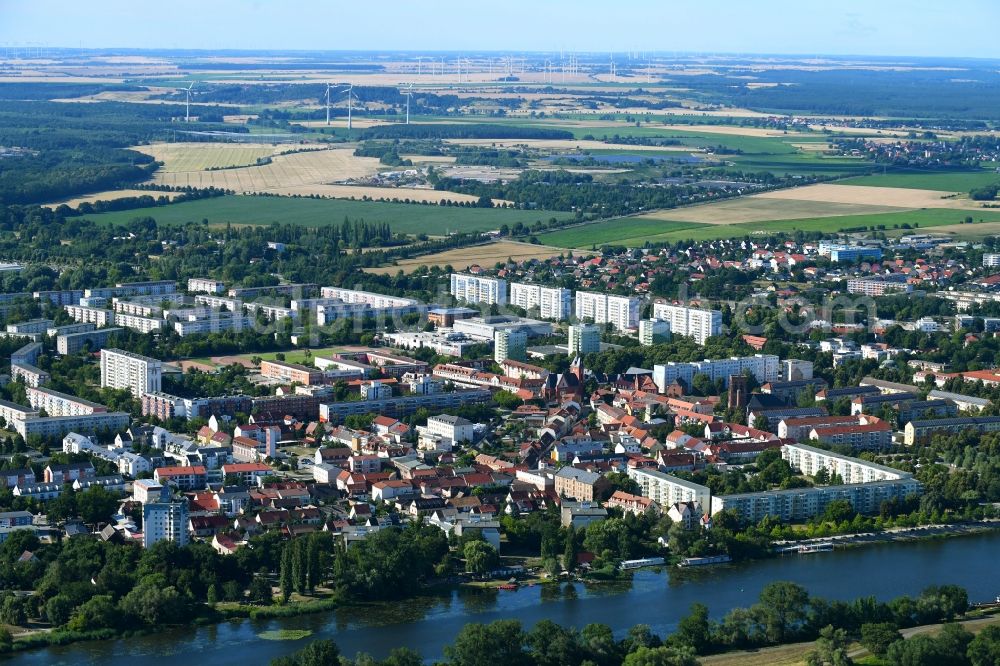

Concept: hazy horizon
[[1, 0, 999, 60]]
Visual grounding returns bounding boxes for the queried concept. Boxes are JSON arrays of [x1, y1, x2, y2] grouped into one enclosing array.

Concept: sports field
[[182, 346, 348, 371], [538, 208, 1000, 248], [80, 195, 566, 235]]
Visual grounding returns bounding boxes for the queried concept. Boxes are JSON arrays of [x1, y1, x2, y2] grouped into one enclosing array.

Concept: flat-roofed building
[[187, 278, 226, 294], [27, 386, 107, 417], [575, 291, 640, 332], [57, 328, 124, 355], [651, 303, 722, 345], [450, 274, 507, 306], [101, 348, 162, 397], [259, 360, 324, 385], [509, 283, 572, 320], [626, 467, 711, 516], [781, 442, 909, 483], [568, 323, 601, 355], [64, 305, 115, 327]]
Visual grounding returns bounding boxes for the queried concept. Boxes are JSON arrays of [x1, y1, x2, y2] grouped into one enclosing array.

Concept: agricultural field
[[838, 170, 1000, 192], [266, 184, 485, 204], [641, 197, 905, 225], [43, 188, 182, 209], [79, 194, 568, 235], [757, 183, 985, 209], [136, 145, 380, 192], [363, 240, 577, 275], [539, 208, 1000, 248], [538, 219, 708, 248], [135, 142, 290, 172]]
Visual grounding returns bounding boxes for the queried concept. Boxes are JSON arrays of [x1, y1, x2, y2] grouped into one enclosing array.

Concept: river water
[[14, 531, 1000, 665]]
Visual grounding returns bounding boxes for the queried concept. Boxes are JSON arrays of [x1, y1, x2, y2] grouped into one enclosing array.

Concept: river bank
[[9, 529, 1000, 665], [773, 519, 1000, 554], [7, 520, 999, 657]]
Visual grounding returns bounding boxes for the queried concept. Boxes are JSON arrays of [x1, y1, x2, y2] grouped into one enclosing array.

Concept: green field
[[81, 195, 567, 235], [539, 218, 708, 248], [495, 116, 873, 169], [839, 170, 1000, 192], [539, 208, 1000, 247]]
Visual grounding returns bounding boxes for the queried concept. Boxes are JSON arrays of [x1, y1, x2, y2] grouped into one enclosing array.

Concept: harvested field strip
[[641, 197, 907, 225], [363, 240, 577, 275]]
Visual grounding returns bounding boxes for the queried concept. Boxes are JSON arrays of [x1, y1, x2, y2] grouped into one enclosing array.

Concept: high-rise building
[[450, 274, 507, 306], [638, 319, 671, 346], [100, 348, 162, 398], [494, 328, 527, 363], [984, 254, 1000, 268], [568, 324, 601, 356], [574, 291, 640, 332], [142, 501, 189, 548], [651, 303, 722, 344], [509, 283, 572, 320]]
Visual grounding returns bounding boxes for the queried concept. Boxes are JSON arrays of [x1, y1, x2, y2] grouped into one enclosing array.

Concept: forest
[[0, 99, 237, 205]]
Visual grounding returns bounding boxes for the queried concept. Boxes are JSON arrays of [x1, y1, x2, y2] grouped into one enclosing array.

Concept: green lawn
[[839, 170, 1000, 192], [539, 207, 1000, 247], [81, 195, 568, 235]]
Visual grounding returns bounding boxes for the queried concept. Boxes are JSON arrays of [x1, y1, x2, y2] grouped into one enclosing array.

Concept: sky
[[1, 0, 999, 59]]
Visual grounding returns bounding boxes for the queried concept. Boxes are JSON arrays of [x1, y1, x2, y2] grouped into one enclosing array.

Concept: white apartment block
[[711, 478, 922, 524], [6, 318, 54, 335], [781, 442, 909, 484], [651, 303, 722, 345], [13, 411, 131, 439], [422, 414, 475, 446], [450, 274, 507, 306], [173, 314, 252, 336], [568, 324, 601, 355], [318, 287, 420, 310], [984, 254, 1000, 268], [639, 319, 670, 346], [188, 278, 226, 294], [64, 305, 115, 327], [653, 354, 779, 392], [509, 283, 572, 320], [11, 363, 49, 388], [101, 348, 162, 398], [113, 313, 164, 334], [0, 398, 38, 425], [575, 291, 640, 332], [27, 386, 105, 417], [143, 502, 189, 548], [494, 328, 527, 363], [627, 467, 711, 515]]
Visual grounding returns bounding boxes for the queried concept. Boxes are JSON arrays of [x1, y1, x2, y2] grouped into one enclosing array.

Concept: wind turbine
[[344, 83, 356, 130], [184, 82, 194, 122], [325, 83, 333, 125], [401, 83, 413, 124]]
